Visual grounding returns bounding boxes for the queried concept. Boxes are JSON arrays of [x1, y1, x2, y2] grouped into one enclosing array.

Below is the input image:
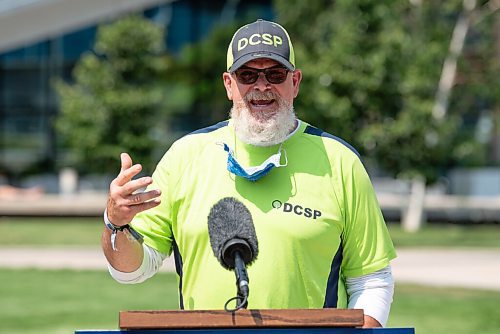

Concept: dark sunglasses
[[233, 66, 290, 85]]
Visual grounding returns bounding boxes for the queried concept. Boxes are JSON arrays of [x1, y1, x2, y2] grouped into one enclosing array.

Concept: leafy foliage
[[55, 3, 498, 182], [55, 15, 179, 174], [171, 22, 242, 129], [274, 0, 491, 182]]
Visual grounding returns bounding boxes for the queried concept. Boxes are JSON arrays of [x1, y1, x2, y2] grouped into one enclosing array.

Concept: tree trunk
[[492, 10, 500, 163], [402, 176, 426, 232], [432, 0, 477, 121]]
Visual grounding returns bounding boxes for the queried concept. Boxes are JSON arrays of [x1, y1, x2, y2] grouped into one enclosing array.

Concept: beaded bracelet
[[104, 209, 143, 251]]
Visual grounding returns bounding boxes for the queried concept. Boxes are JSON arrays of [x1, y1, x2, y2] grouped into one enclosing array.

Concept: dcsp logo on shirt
[[272, 200, 322, 220]]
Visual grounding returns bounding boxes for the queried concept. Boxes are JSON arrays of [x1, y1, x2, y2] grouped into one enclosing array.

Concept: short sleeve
[[340, 158, 397, 278]]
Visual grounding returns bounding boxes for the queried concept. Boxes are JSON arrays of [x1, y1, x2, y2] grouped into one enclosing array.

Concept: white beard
[[230, 90, 297, 147]]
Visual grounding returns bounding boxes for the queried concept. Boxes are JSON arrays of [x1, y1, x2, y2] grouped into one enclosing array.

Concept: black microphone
[[207, 197, 259, 310]]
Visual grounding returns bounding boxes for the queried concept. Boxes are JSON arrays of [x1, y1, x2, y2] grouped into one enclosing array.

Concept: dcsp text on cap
[[226, 19, 295, 72]]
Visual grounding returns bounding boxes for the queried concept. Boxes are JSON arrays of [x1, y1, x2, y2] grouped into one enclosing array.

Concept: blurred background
[[0, 0, 499, 333]]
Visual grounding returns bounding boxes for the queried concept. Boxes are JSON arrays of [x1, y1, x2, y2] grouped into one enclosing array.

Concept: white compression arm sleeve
[[107, 243, 167, 284], [346, 265, 394, 327]]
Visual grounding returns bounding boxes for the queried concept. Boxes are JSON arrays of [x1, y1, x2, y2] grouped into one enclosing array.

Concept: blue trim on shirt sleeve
[[171, 239, 184, 309], [304, 125, 360, 158], [323, 244, 343, 308], [187, 120, 229, 136]]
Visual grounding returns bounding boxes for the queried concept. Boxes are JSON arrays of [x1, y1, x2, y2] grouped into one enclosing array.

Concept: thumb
[[120, 152, 133, 172]]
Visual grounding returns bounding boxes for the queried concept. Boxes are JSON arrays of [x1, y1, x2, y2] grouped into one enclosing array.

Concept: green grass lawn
[[387, 223, 500, 248], [0, 217, 103, 246], [389, 284, 500, 333], [0, 269, 179, 334], [1, 216, 499, 248], [1, 218, 499, 333], [1, 268, 499, 334]]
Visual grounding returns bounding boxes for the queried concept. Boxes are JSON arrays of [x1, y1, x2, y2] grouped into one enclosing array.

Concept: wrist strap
[[104, 209, 143, 251]]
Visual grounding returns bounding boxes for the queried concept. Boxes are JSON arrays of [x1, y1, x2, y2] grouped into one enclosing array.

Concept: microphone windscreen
[[207, 197, 259, 270]]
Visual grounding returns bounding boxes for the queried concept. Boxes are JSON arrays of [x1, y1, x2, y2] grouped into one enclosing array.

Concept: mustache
[[244, 90, 279, 102]]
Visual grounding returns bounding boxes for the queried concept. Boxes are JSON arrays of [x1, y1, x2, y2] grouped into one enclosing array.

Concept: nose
[[253, 72, 271, 91]]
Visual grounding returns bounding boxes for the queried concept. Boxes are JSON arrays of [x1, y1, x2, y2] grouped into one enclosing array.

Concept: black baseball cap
[[226, 19, 295, 72]]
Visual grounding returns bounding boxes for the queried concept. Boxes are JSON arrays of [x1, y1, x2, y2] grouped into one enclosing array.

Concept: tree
[[171, 21, 243, 130], [274, 0, 488, 183], [55, 15, 178, 174], [451, 0, 500, 163]]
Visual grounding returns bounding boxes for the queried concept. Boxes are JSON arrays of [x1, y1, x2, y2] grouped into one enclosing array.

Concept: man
[[102, 19, 396, 328]]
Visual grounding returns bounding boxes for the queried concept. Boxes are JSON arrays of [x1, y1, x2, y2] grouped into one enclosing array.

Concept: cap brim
[[229, 52, 295, 72]]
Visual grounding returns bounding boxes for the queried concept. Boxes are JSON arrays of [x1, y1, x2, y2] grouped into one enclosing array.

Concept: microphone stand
[[222, 239, 252, 312], [234, 251, 249, 309]]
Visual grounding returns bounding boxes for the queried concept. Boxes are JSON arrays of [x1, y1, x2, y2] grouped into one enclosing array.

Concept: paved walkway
[[390, 248, 500, 290], [1, 247, 499, 291]]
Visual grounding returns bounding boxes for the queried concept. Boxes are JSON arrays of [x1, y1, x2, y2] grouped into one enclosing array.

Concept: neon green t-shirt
[[131, 120, 396, 310]]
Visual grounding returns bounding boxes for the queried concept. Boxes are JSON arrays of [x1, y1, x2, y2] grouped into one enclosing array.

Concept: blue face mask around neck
[[221, 143, 287, 182]]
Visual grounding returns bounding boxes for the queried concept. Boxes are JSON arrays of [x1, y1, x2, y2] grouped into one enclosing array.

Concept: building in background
[[1, 0, 499, 198], [0, 0, 272, 186]]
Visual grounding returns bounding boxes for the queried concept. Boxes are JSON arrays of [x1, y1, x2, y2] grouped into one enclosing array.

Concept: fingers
[[111, 197, 162, 224], [125, 189, 162, 206], [107, 153, 161, 226], [122, 176, 153, 196], [120, 152, 133, 172], [114, 152, 140, 187], [114, 163, 142, 187], [107, 195, 161, 227]]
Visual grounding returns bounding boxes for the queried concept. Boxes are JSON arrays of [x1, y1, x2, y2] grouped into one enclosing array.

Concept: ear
[[291, 69, 302, 98], [222, 72, 233, 100]]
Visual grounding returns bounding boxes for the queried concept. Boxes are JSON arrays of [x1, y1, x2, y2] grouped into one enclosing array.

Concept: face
[[222, 58, 303, 146], [223, 58, 302, 114]]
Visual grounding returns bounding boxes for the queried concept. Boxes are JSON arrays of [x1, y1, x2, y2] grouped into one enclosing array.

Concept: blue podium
[[76, 329, 413, 333], [75, 309, 414, 334]]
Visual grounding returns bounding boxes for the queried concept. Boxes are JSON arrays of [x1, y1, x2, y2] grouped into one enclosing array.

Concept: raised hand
[[106, 153, 161, 226]]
